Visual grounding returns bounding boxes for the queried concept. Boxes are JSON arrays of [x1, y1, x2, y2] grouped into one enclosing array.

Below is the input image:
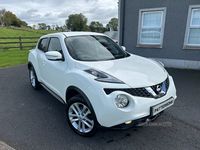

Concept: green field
[[0, 27, 60, 68]]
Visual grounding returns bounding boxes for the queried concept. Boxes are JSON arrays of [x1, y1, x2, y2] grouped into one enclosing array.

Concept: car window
[[38, 38, 48, 52], [48, 37, 62, 53], [48, 37, 64, 59]]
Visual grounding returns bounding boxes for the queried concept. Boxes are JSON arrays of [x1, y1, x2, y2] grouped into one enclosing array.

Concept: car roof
[[41, 32, 105, 38], [63, 32, 105, 37]]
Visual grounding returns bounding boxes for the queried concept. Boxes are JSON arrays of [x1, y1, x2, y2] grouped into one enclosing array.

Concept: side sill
[[40, 83, 66, 104]]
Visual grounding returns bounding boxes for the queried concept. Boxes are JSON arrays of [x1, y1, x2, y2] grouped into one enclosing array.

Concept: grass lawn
[[0, 49, 29, 68], [0, 27, 60, 68]]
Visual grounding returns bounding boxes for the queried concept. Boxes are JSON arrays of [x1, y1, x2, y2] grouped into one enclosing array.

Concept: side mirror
[[121, 46, 126, 51], [45, 51, 63, 61]]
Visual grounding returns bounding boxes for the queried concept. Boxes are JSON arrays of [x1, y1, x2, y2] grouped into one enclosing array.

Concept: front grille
[[104, 77, 169, 99]]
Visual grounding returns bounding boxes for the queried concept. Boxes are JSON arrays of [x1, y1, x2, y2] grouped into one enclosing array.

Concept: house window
[[137, 8, 166, 48], [184, 5, 200, 49]]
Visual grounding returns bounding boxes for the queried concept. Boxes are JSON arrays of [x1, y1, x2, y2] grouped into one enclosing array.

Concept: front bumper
[[104, 111, 164, 131], [83, 75, 177, 128]]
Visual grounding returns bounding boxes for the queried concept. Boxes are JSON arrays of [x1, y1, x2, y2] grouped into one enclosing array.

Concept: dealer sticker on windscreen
[[151, 97, 174, 116]]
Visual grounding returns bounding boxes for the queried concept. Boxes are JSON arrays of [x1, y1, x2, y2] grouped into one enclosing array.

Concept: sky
[[0, 0, 118, 28]]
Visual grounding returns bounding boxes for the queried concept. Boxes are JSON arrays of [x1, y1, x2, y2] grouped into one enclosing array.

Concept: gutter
[[118, 0, 125, 46]]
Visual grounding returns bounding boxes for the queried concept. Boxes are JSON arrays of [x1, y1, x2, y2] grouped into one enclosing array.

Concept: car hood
[[75, 55, 168, 88]]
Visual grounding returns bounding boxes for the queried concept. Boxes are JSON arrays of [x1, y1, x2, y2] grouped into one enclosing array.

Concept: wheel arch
[[28, 61, 33, 70], [66, 86, 100, 126]]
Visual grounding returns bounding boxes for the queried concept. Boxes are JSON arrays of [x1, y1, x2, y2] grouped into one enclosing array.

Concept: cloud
[[18, 9, 38, 20], [85, 0, 98, 2], [1, 0, 118, 27], [58, 10, 71, 18], [44, 12, 52, 17], [85, 7, 117, 25]]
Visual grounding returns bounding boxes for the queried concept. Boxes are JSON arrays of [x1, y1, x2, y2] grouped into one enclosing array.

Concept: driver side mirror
[[121, 46, 126, 51], [45, 51, 64, 61]]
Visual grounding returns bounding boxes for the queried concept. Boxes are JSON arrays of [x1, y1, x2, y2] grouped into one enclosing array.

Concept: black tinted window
[[38, 38, 48, 52]]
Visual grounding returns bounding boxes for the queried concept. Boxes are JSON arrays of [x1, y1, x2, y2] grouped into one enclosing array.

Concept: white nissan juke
[[28, 32, 177, 136]]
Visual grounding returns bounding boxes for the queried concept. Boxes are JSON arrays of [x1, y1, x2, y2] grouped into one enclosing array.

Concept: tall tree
[[66, 13, 87, 31], [89, 21, 104, 33], [0, 9, 6, 27], [106, 18, 118, 31], [0, 9, 28, 27], [38, 23, 47, 30], [5, 11, 22, 27]]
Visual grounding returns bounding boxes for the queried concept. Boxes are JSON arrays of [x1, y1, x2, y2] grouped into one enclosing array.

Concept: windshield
[[65, 35, 128, 61]]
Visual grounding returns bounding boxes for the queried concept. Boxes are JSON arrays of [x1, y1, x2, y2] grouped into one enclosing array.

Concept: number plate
[[151, 97, 174, 116]]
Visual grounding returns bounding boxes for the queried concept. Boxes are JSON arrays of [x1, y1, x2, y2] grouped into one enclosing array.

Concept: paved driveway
[[0, 64, 200, 150]]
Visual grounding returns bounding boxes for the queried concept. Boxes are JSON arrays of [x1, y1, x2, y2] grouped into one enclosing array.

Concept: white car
[[28, 32, 177, 136]]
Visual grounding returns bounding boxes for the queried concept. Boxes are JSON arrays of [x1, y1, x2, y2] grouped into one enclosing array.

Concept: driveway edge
[[0, 141, 15, 150]]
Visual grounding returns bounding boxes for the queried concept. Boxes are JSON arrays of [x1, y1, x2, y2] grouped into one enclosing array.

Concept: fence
[[0, 37, 40, 50]]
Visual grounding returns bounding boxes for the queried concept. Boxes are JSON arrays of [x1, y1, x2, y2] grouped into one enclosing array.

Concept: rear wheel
[[66, 95, 97, 137], [29, 67, 41, 90]]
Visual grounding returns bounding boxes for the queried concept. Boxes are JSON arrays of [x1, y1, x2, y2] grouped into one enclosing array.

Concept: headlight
[[84, 69, 124, 83], [115, 94, 129, 108]]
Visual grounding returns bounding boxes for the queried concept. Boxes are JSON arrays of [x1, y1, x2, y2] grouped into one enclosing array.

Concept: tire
[[29, 66, 41, 90], [66, 95, 97, 137]]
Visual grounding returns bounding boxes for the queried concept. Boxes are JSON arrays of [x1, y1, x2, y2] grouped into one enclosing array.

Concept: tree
[[52, 25, 55, 30], [19, 20, 27, 27], [0, 9, 28, 27], [47, 25, 51, 30], [55, 25, 60, 31], [38, 23, 47, 30], [106, 18, 118, 31], [5, 11, 19, 26], [0, 9, 6, 27], [63, 25, 68, 31], [5, 11, 21, 27], [89, 21, 104, 33], [66, 13, 87, 31]]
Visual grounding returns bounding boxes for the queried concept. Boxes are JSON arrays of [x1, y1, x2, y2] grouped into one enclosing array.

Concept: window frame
[[47, 37, 63, 52], [183, 5, 200, 50], [47, 37, 65, 61], [137, 7, 167, 48], [38, 38, 48, 52]]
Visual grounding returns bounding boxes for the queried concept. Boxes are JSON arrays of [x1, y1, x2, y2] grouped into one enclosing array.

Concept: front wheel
[[29, 66, 41, 90], [66, 95, 97, 137]]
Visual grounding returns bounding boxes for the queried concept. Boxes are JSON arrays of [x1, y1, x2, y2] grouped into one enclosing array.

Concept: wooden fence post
[[19, 36, 22, 50]]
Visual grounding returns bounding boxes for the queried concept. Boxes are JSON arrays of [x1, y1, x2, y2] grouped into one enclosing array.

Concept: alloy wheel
[[68, 102, 94, 133]]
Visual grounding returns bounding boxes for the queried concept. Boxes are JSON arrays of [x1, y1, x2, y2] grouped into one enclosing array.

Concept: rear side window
[[38, 38, 48, 52]]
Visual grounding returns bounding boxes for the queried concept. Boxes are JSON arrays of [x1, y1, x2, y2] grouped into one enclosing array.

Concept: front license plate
[[151, 97, 174, 116]]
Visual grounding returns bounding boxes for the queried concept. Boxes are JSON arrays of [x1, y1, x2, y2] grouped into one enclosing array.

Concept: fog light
[[115, 94, 129, 108], [125, 121, 132, 124]]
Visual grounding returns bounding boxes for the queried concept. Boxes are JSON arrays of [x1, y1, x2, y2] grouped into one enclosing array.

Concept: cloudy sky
[[0, 0, 118, 27]]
